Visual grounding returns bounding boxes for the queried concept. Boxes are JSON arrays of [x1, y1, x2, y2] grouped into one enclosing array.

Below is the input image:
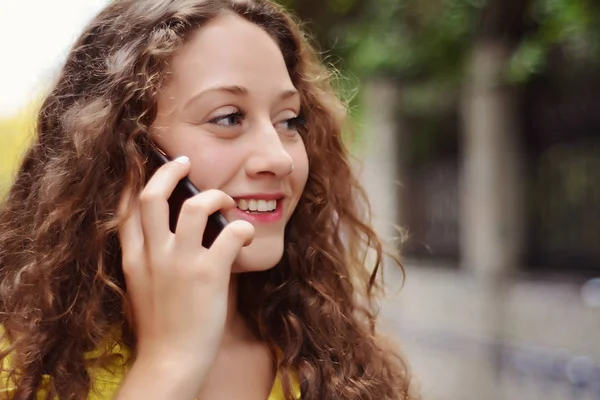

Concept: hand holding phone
[[147, 144, 228, 248], [117, 145, 255, 398]]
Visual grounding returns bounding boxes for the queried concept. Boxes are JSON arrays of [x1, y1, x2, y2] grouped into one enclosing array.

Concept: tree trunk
[[460, 40, 526, 276]]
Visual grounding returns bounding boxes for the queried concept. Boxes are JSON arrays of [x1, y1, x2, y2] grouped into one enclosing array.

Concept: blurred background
[[1, 0, 599, 399]]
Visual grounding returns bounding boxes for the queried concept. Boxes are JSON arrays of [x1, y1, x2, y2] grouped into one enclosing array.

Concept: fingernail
[[174, 156, 189, 164]]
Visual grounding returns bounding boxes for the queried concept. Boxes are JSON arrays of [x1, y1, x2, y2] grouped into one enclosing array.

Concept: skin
[[116, 13, 309, 400]]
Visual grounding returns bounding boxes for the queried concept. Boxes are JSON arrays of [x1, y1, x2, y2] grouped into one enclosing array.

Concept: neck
[[222, 274, 253, 345]]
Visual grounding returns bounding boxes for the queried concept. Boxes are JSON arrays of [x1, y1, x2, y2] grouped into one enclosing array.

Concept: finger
[[139, 156, 191, 248], [118, 189, 144, 270], [174, 189, 234, 251], [119, 206, 144, 273], [202, 220, 255, 280], [117, 193, 150, 321], [117, 190, 143, 241]]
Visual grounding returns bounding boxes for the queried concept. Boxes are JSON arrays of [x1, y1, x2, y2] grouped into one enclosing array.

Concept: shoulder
[[0, 326, 17, 395], [85, 336, 131, 398], [2, 329, 301, 400], [269, 371, 301, 400], [0, 326, 129, 399]]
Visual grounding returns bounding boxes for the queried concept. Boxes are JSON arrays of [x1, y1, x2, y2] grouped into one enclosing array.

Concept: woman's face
[[151, 14, 309, 273]]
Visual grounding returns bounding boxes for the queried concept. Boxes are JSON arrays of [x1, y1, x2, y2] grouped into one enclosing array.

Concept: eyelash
[[285, 114, 306, 130], [209, 110, 247, 127], [208, 109, 306, 131]]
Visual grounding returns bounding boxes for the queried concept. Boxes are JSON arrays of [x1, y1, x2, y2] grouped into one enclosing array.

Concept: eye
[[209, 110, 246, 127], [276, 113, 306, 134]]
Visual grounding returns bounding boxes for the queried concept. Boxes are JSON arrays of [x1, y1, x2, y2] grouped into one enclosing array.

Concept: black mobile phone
[[147, 144, 228, 248]]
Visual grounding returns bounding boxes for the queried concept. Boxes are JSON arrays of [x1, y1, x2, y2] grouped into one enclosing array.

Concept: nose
[[245, 126, 294, 178]]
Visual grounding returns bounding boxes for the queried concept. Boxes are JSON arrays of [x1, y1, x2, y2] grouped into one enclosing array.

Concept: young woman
[[0, 0, 418, 399]]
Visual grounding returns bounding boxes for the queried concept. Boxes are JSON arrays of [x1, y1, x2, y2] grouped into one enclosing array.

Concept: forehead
[[165, 13, 293, 93]]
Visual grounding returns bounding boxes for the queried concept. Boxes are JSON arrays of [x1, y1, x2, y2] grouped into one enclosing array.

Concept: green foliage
[[280, 0, 600, 83], [344, 0, 479, 80], [507, 38, 547, 83], [276, 0, 600, 133], [508, 0, 600, 82]]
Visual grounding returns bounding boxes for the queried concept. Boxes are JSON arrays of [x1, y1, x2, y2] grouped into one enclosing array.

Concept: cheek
[[292, 144, 309, 189], [186, 141, 243, 191]]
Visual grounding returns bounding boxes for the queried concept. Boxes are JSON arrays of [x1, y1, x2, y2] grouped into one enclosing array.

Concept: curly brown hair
[[0, 0, 417, 399]]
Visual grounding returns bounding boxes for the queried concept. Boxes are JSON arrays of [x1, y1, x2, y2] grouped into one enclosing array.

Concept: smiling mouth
[[235, 198, 278, 214]]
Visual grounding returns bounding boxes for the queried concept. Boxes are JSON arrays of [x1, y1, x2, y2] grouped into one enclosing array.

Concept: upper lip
[[230, 192, 285, 200]]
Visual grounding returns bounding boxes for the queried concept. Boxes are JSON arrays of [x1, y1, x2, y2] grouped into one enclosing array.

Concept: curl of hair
[[0, 1, 417, 399]]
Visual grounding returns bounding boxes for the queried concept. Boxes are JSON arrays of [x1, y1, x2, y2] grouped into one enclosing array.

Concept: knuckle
[[193, 262, 219, 283], [138, 187, 161, 204], [120, 238, 143, 261], [165, 257, 213, 281], [180, 197, 210, 216], [225, 221, 253, 241], [206, 189, 231, 203], [144, 246, 169, 267], [224, 225, 242, 240], [203, 188, 222, 197], [117, 191, 134, 215], [121, 253, 143, 277]]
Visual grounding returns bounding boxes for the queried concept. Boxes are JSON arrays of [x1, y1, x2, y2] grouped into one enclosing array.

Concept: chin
[[231, 235, 284, 273]]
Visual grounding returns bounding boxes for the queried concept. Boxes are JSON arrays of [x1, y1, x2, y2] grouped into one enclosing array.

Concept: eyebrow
[[183, 85, 299, 110]]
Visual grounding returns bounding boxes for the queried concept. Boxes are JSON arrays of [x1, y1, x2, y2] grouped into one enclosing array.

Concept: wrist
[[118, 353, 208, 400], [137, 350, 208, 380]]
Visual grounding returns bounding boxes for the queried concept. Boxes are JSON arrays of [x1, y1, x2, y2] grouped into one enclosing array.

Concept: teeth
[[260, 200, 272, 212], [236, 198, 278, 212], [249, 199, 258, 211]]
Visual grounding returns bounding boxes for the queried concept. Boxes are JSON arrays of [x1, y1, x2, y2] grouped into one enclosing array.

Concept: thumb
[[204, 220, 255, 270]]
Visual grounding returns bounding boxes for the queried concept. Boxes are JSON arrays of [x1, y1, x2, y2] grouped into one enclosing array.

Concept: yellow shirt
[[1, 339, 300, 400]]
